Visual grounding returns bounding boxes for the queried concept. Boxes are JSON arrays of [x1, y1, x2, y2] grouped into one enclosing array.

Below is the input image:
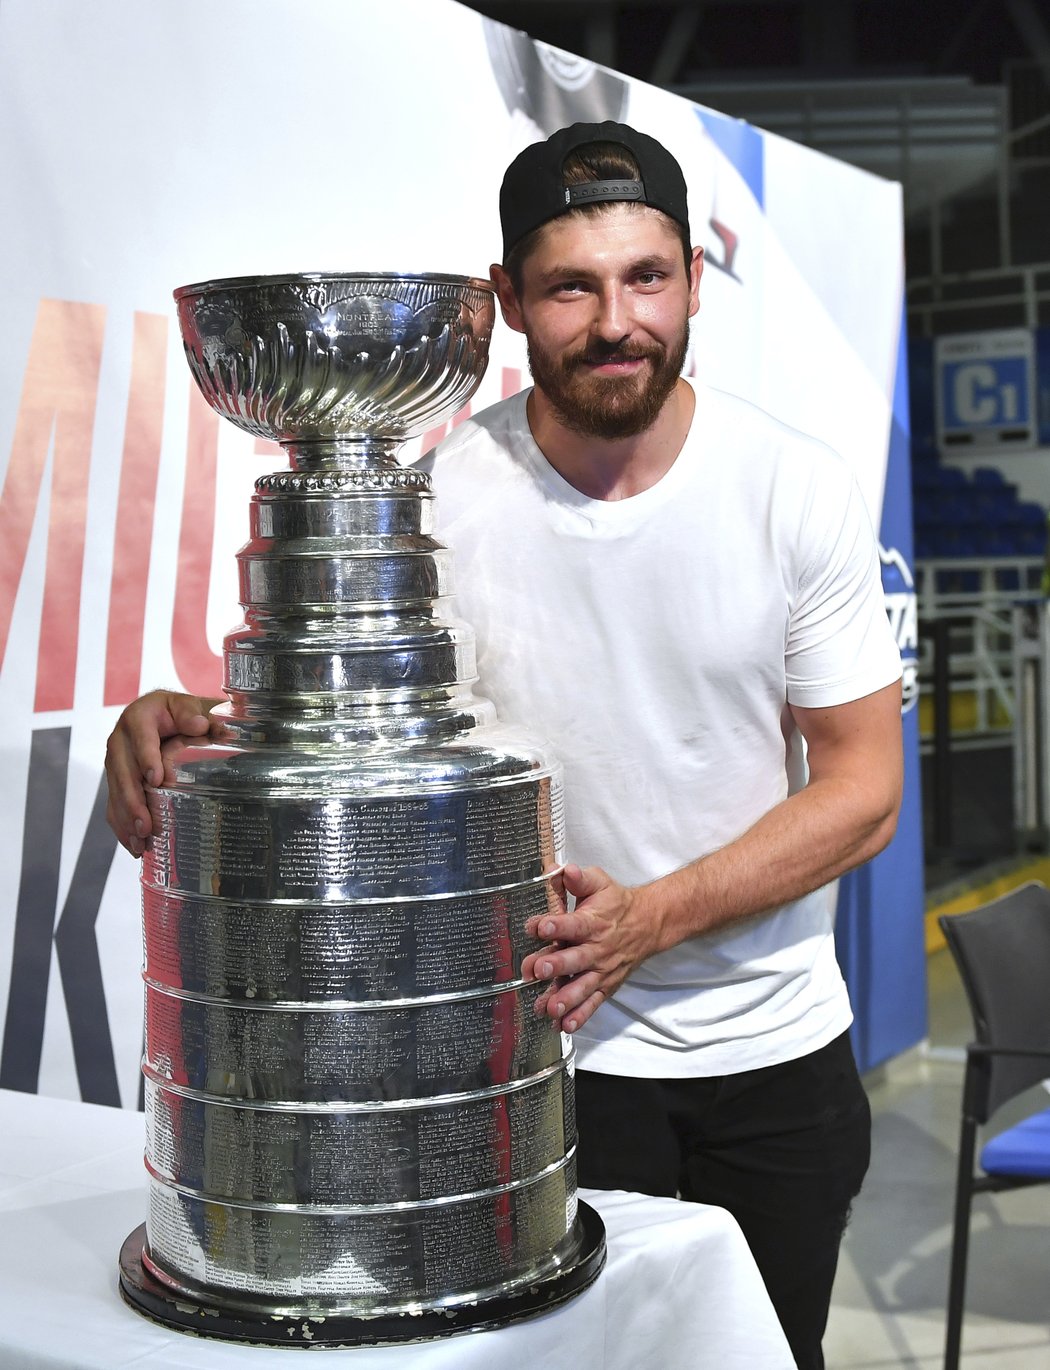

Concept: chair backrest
[[939, 882, 1050, 1122]]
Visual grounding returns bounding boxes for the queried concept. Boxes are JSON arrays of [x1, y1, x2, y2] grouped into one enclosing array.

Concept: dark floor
[[822, 738, 1050, 1364], [826, 950, 1050, 1367], [921, 743, 1026, 894], [834, 740, 1049, 1363]]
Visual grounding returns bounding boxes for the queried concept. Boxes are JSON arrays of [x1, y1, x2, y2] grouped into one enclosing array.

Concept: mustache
[[566, 343, 662, 369]]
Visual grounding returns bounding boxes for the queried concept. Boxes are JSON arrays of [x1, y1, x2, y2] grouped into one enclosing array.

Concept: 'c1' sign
[[935, 328, 1035, 450]]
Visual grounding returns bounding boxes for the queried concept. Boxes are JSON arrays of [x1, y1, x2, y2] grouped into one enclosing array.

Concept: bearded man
[[106, 123, 903, 1370]]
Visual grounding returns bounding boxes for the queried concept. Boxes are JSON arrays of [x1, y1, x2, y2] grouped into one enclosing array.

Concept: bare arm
[[522, 678, 904, 1032], [105, 689, 225, 855]]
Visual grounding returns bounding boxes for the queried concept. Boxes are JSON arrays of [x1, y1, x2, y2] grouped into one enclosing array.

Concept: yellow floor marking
[[925, 857, 1050, 953]]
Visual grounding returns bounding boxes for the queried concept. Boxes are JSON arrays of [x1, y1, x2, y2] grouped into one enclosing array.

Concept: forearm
[[641, 773, 901, 954], [640, 682, 905, 954], [525, 772, 899, 1033], [520, 682, 903, 1032]]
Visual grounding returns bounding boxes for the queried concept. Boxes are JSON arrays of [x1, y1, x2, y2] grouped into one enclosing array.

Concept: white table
[[0, 1089, 794, 1369]]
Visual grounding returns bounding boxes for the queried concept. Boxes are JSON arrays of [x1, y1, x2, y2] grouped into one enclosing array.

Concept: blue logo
[[880, 545, 917, 714]]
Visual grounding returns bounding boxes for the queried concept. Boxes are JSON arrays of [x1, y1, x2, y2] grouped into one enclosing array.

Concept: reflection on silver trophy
[[116, 272, 605, 1345]]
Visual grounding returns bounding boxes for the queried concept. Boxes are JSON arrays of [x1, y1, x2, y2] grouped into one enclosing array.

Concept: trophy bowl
[[174, 271, 496, 455]]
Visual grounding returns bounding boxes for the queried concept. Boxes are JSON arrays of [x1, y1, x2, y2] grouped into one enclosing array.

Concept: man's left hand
[[522, 864, 660, 1033]]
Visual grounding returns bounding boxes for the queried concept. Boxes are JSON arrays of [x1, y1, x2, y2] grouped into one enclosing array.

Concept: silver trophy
[[117, 273, 605, 1345]]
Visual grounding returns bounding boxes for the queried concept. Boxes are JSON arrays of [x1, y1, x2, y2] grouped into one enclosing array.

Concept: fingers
[[521, 896, 611, 982], [168, 692, 215, 736], [105, 718, 155, 856], [561, 988, 606, 1034], [561, 863, 609, 901], [104, 690, 219, 857], [208, 708, 232, 739], [534, 972, 605, 1031], [105, 789, 147, 860], [525, 908, 597, 947], [544, 864, 567, 908], [523, 863, 628, 1024], [523, 939, 597, 983], [532, 976, 568, 1020]]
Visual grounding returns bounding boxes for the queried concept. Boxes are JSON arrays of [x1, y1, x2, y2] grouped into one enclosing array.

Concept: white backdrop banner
[[0, 0, 912, 1105]]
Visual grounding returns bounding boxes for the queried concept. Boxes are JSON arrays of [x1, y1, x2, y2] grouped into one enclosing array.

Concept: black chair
[[938, 882, 1050, 1370]]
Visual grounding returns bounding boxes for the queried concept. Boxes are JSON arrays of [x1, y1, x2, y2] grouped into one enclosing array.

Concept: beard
[[526, 324, 689, 441]]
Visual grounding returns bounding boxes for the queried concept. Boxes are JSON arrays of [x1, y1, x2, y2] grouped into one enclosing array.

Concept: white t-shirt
[[422, 380, 902, 1078]]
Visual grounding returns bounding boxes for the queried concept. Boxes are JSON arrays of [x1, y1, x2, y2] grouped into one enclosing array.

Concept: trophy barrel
[[118, 273, 605, 1345]]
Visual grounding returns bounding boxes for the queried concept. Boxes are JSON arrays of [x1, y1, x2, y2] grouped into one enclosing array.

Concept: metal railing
[[915, 556, 1043, 743], [908, 261, 1050, 335]]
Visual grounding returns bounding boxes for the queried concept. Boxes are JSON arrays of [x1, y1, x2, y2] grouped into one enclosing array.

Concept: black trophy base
[[118, 1205, 606, 1348]]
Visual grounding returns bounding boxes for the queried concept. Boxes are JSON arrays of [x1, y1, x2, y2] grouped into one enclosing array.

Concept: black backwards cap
[[499, 121, 690, 259]]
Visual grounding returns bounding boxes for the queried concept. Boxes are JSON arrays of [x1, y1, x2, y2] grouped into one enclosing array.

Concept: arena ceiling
[[460, 0, 1047, 91]]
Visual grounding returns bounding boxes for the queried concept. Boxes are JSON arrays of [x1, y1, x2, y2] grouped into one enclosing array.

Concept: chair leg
[[944, 1114, 978, 1370]]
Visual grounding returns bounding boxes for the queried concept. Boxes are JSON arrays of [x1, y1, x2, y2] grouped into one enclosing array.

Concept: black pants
[[574, 1031, 871, 1370]]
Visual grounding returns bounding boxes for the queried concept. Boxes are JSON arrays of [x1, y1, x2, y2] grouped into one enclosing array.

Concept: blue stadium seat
[[971, 466, 1007, 488], [913, 460, 943, 492], [935, 466, 968, 489], [938, 885, 1050, 1370]]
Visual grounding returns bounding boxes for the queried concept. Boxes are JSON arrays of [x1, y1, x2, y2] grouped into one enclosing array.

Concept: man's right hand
[[105, 690, 224, 856]]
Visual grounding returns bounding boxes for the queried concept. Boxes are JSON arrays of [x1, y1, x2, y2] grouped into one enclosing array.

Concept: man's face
[[493, 204, 702, 441]]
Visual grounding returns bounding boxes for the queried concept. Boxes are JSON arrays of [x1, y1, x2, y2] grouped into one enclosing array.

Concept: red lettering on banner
[[416, 368, 526, 453], [170, 385, 223, 697], [0, 299, 105, 712], [419, 401, 473, 455], [104, 312, 167, 706], [416, 365, 531, 450], [419, 425, 445, 452], [502, 366, 523, 398]]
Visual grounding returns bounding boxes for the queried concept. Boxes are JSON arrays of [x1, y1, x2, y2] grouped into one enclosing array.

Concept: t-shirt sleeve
[[785, 459, 902, 708]]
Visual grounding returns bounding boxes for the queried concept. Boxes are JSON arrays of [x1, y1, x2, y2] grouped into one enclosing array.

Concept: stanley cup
[[117, 272, 605, 1346]]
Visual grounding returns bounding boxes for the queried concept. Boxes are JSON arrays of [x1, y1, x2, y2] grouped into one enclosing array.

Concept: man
[[106, 123, 903, 1369]]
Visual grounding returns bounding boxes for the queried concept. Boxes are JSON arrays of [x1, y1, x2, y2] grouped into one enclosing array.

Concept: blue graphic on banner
[[836, 298, 927, 1072], [881, 546, 918, 714], [694, 108, 764, 208]]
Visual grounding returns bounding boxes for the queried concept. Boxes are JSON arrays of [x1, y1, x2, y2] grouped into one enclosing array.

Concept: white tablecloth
[[0, 1088, 794, 1369]]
